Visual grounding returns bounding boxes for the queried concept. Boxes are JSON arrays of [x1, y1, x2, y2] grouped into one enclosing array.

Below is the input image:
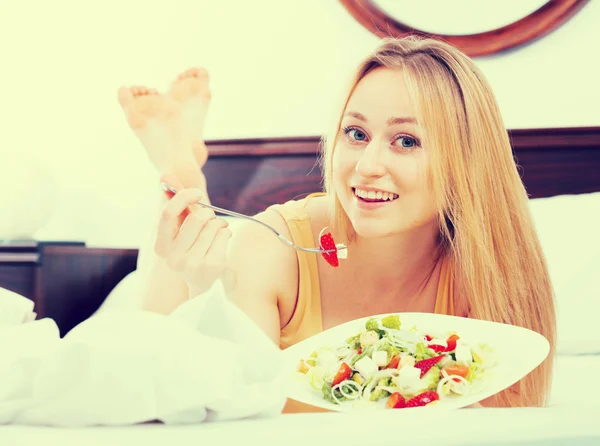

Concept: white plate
[[283, 312, 550, 411]]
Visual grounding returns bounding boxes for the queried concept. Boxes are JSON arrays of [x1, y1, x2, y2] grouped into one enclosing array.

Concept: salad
[[296, 314, 496, 409]]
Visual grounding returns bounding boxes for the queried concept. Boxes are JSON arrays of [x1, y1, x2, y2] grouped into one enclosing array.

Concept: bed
[[1, 126, 599, 444], [1, 404, 599, 446]]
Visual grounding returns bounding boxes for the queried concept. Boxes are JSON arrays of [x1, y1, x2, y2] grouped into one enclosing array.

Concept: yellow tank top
[[268, 194, 456, 350]]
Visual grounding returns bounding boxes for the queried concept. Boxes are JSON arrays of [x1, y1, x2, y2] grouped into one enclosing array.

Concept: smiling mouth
[[352, 187, 399, 203]]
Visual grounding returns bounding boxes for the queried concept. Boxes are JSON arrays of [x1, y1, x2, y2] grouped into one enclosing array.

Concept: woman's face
[[332, 67, 438, 239]]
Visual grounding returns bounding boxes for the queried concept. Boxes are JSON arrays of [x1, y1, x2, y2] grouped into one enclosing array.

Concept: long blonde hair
[[322, 37, 556, 407]]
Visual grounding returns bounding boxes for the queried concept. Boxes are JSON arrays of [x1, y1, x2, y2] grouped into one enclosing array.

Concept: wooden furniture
[[338, 0, 590, 57], [202, 127, 600, 216], [0, 126, 598, 335], [0, 241, 138, 336]]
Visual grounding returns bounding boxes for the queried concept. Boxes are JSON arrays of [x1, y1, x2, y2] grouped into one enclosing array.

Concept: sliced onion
[[385, 334, 418, 354], [335, 346, 352, 358], [334, 380, 363, 400], [330, 388, 344, 405], [437, 374, 470, 397], [386, 337, 411, 349]]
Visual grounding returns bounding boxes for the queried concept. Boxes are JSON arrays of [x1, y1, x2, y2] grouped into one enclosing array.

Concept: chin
[[349, 212, 438, 239], [348, 217, 398, 239]]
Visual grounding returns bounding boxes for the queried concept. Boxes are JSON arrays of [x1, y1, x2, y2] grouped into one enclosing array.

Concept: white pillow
[[529, 192, 600, 355]]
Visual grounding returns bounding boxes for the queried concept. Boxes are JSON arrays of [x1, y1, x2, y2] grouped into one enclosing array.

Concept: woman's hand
[[154, 175, 232, 296]]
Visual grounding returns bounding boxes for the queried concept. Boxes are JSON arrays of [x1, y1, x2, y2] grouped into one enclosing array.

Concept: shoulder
[[271, 194, 327, 220], [219, 207, 301, 343], [266, 193, 331, 242], [227, 193, 328, 287], [227, 207, 299, 300]]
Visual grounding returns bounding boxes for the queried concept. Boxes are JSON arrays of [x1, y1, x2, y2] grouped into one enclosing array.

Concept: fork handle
[[192, 201, 282, 238], [161, 183, 337, 254], [193, 201, 337, 254]]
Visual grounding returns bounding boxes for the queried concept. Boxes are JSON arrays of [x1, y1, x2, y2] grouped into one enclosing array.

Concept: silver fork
[[160, 183, 347, 255]]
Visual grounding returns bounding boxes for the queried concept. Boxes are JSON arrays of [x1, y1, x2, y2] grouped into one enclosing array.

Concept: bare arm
[[222, 209, 299, 345], [137, 163, 210, 314], [137, 161, 298, 348]]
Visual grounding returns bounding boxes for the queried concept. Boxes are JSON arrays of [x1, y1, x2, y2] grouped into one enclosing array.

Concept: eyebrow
[[343, 111, 417, 126]]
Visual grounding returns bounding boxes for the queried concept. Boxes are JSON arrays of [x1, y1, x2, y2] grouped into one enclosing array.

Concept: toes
[[188, 67, 208, 78], [179, 67, 209, 80], [119, 85, 161, 108], [168, 66, 211, 105], [117, 86, 134, 107], [131, 85, 155, 96], [169, 78, 210, 101]]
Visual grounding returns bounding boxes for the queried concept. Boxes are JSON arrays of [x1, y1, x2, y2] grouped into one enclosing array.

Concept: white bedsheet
[[549, 355, 600, 408], [0, 406, 597, 446], [0, 356, 597, 446], [0, 282, 286, 427]]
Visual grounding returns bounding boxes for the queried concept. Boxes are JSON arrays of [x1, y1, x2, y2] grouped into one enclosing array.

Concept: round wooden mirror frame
[[339, 0, 590, 57]]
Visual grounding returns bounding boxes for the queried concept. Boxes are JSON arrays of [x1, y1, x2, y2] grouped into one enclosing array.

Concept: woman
[[118, 37, 556, 409]]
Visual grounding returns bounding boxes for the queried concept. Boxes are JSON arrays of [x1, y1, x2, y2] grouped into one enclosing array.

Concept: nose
[[354, 141, 387, 178]]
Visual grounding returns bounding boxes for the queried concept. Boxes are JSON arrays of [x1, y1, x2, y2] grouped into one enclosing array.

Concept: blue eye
[[343, 126, 368, 143], [394, 135, 419, 150]]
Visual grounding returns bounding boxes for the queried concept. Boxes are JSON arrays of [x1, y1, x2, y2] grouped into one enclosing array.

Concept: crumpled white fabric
[[0, 280, 286, 427]]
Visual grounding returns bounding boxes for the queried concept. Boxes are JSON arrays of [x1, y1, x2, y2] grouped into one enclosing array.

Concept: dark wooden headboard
[[203, 126, 600, 216], [2, 126, 598, 335]]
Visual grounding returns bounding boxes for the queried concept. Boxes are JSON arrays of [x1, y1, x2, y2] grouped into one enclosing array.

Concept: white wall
[[0, 0, 598, 247]]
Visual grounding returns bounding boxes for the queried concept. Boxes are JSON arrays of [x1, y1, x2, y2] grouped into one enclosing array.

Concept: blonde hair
[[321, 37, 556, 407]]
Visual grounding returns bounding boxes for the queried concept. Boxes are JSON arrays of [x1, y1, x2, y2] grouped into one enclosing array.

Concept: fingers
[[154, 188, 210, 258], [178, 224, 231, 282], [204, 227, 232, 266], [169, 207, 222, 260], [201, 227, 233, 290], [153, 177, 232, 294], [185, 218, 229, 261], [166, 218, 228, 277]]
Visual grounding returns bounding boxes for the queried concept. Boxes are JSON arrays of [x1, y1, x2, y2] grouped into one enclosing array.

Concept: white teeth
[[354, 188, 398, 201]]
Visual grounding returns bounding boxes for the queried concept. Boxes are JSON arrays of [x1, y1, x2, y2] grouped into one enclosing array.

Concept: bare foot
[[118, 85, 197, 174], [168, 67, 211, 168]]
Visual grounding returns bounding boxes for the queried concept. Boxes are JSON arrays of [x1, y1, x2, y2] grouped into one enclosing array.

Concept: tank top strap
[[433, 255, 456, 316]]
